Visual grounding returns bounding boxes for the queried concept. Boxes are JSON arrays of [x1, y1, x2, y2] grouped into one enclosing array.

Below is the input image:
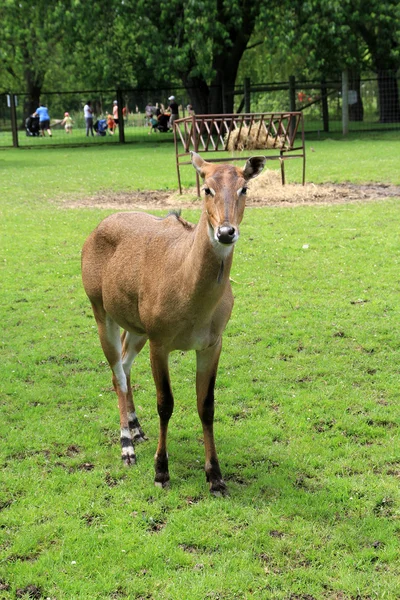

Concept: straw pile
[[225, 123, 286, 151], [246, 169, 370, 205]]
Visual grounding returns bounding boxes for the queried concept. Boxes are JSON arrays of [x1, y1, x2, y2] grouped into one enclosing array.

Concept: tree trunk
[[23, 67, 44, 126], [377, 69, 400, 123], [348, 70, 364, 122], [182, 1, 257, 116], [182, 74, 210, 115]]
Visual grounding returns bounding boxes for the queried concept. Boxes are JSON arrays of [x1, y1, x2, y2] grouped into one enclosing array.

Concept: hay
[[246, 169, 371, 205], [225, 123, 286, 151], [63, 169, 399, 210]]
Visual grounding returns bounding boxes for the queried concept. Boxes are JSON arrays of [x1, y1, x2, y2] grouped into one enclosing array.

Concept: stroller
[[25, 114, 40, 136], [157, 113, 171, 133], [94, 119, 107, 136]]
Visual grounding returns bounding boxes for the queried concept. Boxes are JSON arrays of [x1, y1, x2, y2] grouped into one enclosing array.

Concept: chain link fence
[[1, 71, 399, 148], [0, 86, 194, 148]]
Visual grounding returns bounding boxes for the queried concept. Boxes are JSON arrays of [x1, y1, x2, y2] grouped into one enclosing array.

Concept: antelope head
[[191, 151, 266, 249]]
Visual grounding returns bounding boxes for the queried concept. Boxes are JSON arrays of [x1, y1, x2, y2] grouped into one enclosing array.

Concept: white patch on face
[[207, 221, 235, 258]]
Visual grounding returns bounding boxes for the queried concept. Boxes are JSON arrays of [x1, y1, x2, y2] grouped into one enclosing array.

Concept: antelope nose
[[217, 225, 236, 244]]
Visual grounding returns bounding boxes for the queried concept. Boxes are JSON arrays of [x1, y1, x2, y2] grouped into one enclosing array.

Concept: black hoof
[[209, 479, 228, 497], [154, 473, 170, 489], [154, 479, 170, 489], [121, 452, 136, 467], [132, 431, 148, 444], [128, 417, 148, 443]]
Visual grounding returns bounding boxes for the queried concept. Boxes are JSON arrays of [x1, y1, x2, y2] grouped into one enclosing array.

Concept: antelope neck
[[185, 210, 234, 287]]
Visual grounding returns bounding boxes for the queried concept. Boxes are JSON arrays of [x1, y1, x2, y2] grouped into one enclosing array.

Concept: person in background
[[145, 101, 153, 124], [157, 109, 171, 132], [187, 104, 195, 117], [107, 113, 116, 135], [148, 114, 159, 134], [34, 103, 52, 137], [84, 101, 94, 136], [61, 112, 73, 133], [113, 100, 119, 129], [167, 95, 179, 129]]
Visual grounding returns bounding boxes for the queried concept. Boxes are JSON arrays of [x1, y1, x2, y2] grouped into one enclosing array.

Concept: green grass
[[0, 124, 174, 148], [1, 136, 400, 599]]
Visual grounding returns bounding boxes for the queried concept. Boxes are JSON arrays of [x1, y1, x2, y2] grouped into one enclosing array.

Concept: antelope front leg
[[92, 307, 136, 466], [150, 343, 174, 488], [196, 340, 227, 496]]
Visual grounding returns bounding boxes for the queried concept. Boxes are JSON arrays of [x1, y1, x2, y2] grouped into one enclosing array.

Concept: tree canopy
[[1, 0, 399, 119]]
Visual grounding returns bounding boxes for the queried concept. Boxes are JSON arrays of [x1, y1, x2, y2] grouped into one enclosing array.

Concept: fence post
[[342, 70, 349, 136], [9, 93, 19, 148], [289, 76, 296, 112], [320, 78, 329, 132], [116, 88, 125, 143], [244, 77, 251, 113]]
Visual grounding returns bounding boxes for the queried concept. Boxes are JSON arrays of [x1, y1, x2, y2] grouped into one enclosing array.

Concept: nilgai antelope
[[81, 151, 266, 495]]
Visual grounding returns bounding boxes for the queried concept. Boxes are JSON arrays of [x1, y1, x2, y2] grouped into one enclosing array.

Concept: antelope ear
[[190, 151, 207, 178], [242, 156, 267, 181]]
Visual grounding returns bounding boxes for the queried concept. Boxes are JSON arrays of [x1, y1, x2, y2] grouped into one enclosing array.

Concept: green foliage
[[352, 0, 400, 70], [0, 0, 67, 91], [1, 0, 399, 122]]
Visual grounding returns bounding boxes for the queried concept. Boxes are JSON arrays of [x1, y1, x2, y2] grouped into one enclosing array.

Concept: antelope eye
[[203, 187, 211, 196], [241, 187, 248, 195]]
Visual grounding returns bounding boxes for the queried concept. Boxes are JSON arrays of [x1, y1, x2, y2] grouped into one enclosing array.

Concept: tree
[[0, 0, 141, 119], [125, 0, 269, 114], [353, 0, 400, 122], [0, 0, 71, 117], [290, 0, 400, 122], [68, 0, 140, 90]]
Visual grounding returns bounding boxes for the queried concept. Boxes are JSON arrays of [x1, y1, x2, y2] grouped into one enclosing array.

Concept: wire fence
[[0, 87, 192, 148], [239, 71, 400, 136], [1, 71, 399, 148]]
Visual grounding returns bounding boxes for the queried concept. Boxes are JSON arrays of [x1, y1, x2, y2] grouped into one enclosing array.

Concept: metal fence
[[1, 71, 399, 148], [0, 86, 192, 148], [235, 71, 400, 135], [174, 112, 306, 194]]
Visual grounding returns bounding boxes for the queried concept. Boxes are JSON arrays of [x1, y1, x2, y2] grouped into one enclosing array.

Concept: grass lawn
[[1, 135, 400, 599]]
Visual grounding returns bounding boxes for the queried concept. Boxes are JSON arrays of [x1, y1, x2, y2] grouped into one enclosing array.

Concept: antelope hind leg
[[93, 307, 136, 466], [196, 341, 228, 496], [121, 330, 148, 443]]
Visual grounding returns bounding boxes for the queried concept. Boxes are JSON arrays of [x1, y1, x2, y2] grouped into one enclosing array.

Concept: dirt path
[[64, 171, 400, 211]]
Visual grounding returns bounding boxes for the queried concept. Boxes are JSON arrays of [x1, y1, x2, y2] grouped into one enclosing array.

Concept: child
[[61, 112, 73, 133], [148, 114, 159, 134], [107, 113, 115, 135]]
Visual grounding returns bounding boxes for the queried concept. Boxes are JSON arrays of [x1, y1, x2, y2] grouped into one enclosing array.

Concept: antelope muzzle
[[216, 224, 238, 245]]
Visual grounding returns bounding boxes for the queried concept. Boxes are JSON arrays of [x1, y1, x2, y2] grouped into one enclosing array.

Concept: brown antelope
[[81, 151, 266, 495]]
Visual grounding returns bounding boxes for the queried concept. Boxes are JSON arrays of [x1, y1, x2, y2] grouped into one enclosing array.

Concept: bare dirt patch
[[64, 170, 400, 211]]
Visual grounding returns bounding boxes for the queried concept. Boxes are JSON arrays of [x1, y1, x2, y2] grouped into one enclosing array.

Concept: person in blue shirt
[[34, 104, 52, 137]]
